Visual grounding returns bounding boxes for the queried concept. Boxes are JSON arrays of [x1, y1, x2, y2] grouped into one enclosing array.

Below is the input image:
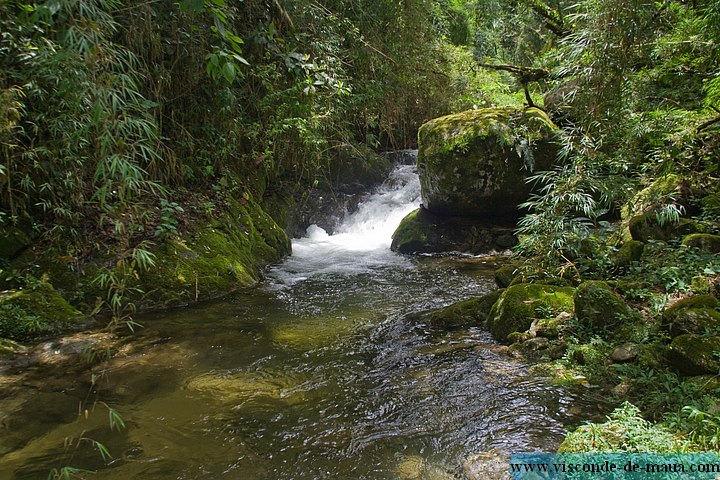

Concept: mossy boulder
[[137, 194, 290, 308], [417, 106, 558, 219], [574, 281, 636, 330], [390, 208, 518, 254], [668, 334, 720, 375], [613, 240, 645, 269], [486, 283, 575, 342], [682, 233, 720, 253], [494, 264, 520, 288], [622, 174, 688, 220], [0, 282, 84, 341], [661, 295, 720, 338], [426, 289, 504, 329], [628, 214, 699, 243]]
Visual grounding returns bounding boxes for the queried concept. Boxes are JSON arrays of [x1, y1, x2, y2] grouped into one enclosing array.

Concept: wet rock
[[529, 313, 569, 339], [396, 456, 456, 480], [523, 336, 549, 350], [463, 450, 509, 480], [390, 208, 518, 254], [574, 281, 636, 330], [417, 106, 557, 220], [494, 264, 520, 288], [668, 334, 720, 375], [610, 343, 639, 363], [426, 289, 504, 329], [486, 283, 575, 343], [682, 233, 720, 254]]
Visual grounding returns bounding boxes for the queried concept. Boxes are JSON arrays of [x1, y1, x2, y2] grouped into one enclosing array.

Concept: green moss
[[426, 288, 504, 329], [0, 281, 84, 340], [487, 283, 575, 342], [622, 175, 682, 219], [682, 233, 720, 253], [574, 281, 636, 330], [417, 106, 558, 218], [614, 240, 645, 269], [390, 209, 429, 254], [137, 193, 291, 308], [662, 296, 720, 338], [628, 214, 699, 243], [668, 334, 720, 375], [494, 264, 520, 288]]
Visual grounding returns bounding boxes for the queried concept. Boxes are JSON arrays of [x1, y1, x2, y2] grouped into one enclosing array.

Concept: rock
[[463, 450, 509, 480], [417, 106, 557, 220], [137, 193, 291, 308], [574, 280, 636, 330], [613, 240, 645, 269], [494, 264, 520, 288], [486, 283, 575, 343], [0, 223, 31, 259], [628, 214, 698, 243], [610, 343, 639, 363], [426, 289, 504, 329], [390, 208, 519, 254], [0, 282, 84, 341], [662, 295, 720, 338], [611, 381, 632, 397], [682, 233, 720, 253], [668, 334, 720, 375], [523, 336, 550, 350], [529, 313, 570, 339], [622, 174, 690, 220]]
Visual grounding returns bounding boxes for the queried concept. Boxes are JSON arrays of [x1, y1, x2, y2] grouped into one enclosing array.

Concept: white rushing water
[[271, 162, 422, 284]]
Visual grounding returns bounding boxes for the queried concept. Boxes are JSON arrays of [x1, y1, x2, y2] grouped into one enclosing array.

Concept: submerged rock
[[463, 450, 509, 480], [486, 283, 575, 342], [417, 106, 557, 220]]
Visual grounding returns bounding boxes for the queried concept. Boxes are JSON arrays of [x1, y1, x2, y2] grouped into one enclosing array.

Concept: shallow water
[[0, 162, 603, 479]]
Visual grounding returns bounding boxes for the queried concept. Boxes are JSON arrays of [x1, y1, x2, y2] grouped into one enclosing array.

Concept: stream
[[0, 159, 604, 479]]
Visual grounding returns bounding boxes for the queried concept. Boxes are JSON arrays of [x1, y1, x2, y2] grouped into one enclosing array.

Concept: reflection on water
[[0, 162, 604, 479]]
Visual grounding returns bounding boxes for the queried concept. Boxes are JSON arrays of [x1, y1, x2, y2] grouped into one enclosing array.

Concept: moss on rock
[[668, 334, 720, 376], [613, 240, 645, 269], [417, 106, 558, 219], [390, 208, 519, 254], [137, 193, 290, 308], [682, 233, 720, 253], [426, 289, 504, 329], [487, 283, 575, 342], [0, 281, 84, 341], [494, 264, 521, 288], [628, 214, 699, 243], [661, 295, 720, 338], [574, 281, 636, 330]]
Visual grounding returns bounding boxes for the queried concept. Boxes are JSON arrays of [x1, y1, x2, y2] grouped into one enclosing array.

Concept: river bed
[[0, 162, 604, 479]]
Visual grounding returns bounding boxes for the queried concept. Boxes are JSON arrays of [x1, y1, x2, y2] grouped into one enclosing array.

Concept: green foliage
[[559, 402, 695, 453]]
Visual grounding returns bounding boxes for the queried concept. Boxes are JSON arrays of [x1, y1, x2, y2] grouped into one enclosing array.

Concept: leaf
[[221, 61, 236, 84]]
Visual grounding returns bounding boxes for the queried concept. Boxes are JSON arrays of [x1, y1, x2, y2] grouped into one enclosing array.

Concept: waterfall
[[270, 161, 421, 284]]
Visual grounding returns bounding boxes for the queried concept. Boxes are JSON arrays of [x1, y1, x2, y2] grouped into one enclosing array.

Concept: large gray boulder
[[416, 106, 558, 220]]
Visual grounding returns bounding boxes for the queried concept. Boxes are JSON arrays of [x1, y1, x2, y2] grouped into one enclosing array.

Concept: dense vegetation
[[1, 0, 720, 465]]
